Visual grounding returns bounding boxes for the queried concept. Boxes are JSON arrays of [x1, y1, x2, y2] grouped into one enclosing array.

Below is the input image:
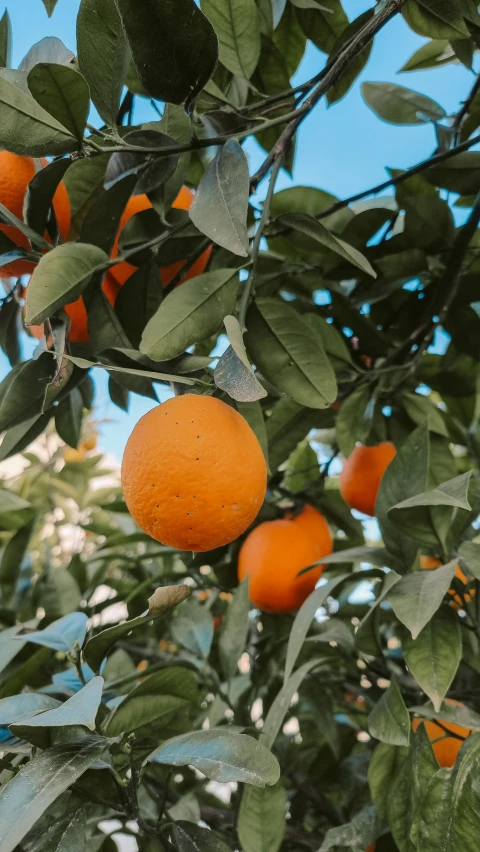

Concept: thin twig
[[453, 73, 480, 145], [238, 155, 284, 327]]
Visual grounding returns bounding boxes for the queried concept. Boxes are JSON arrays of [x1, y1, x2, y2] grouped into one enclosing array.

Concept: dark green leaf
[[0, 521, 34, 599], [0, 356, 54, 433], [55, 388, 84, 448], [172, 822, 232, 852], [202, 0, 260, 78], [115, 262, 164, 349], [24, 157, 71, 238], [238, 781, 286, 852], [368, 741, 408, 821], [219, 579, 250, 680], [25, 243, 109, 326], [386, 724, 438, 852], [147, 729, 280, 787], [0, 737, 110, 852], [245, 298, 337, 409], [368, 681, 411, 747], [335, 386, 370, 457], [387, 560, 457, 639], [64, 154, 109, 240], [327, 10, 373, 104], [77, 0, 129, 126], [140, 269, 237, 361], [403, 0, 470, 40], [296, 0, 348, 55], [403, 607, 462, 711], [172, 597, 214, 658], [28, 809, 86, 852], [318, 807, 382, 852], [399, 39, 453, 72], [0, 73, 76, 156], [236, 400, 269, 465], [361, 81, 446, 124], [27, 64, 90, 142], [0, 11, 12, 68], [426, 152, 480, 194], [116, 0, 218, 105], [190, 140, 249, 256], [105, 667, 198, 736]]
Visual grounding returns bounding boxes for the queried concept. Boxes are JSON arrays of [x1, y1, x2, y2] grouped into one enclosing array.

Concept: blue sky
[[1, 0, 475, 459]]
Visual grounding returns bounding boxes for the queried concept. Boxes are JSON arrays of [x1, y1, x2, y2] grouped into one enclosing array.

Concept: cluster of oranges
[[1, 152, 211, 343]]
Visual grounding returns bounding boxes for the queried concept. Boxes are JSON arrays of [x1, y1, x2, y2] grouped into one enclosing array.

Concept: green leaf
[[296, 0, 348, 55], [266, 397, 332, 474], [361, 81, 446, 125], [236, 400, 269, 466], [214, 315, 267, 402], [0, 737, 110, 852], [0, 489, 33, 531], [41, 0, 60, 14], [172, 597, 214, 658], [0, 520, 34, 599], [246, 298, 337, 409], [201, 0, 260, 78], [272, 4, 306, 77], [237, 780, 286, 852], [147, 729, 280, 787], [116, 0, 218, 105], [387, 560, 457, 639], [368, 681, 411, 747], [0, 73, 76, 156], [27, 809, 86, 852], [284, 576, 348, 683], [64, 154, 109, 240], [376, 425, 429, 569], [77, 0, 129, 126], [458, 540, 480, 579], [27, 64, 90, 142], [0, 693, 61, 726], [335, 385, 370, 457], [318, 807, 382, 852], [25, 243, 109, 326], [262, 658, 324, 749], [277, 212, 376, 277], [84, 585, 192, 672], [0, 413, 52, 463], [24, 157, 71, 239], [105, 667, 198, 736], [10, 677, 104, 746], [426, 152, 480, 195], [172, 822, 232, 852], [403, 0, 470, 40], [410, 701, 480, 732], [219, 579, 250, 680], [17, 612, 88, 652], [0, 11, 12, 68], [368, 742, 409, 821], [80, 175, 138, 255], [387, 724, 438, 852], [190, 140, 249, 256], [55, 388, 83, 449], [327, 10, 373, 104], [417, 733, 480, 851], [399, 39, 453, 72], [403, 607, 462, 711], [388, 472, 472, 548], [402, 390, 451, 433], [115, 263, 163, 349], [140, 269, 237, 361]]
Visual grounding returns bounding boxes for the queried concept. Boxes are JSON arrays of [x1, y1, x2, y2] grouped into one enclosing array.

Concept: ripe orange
[[419, 555, 475, 608], [339, 442, 396, 517], [288, 504, 333, 561], [366, 846, 375, 852], [238, 517, 332, 613], [109, 185, 212, 288], [121, 394, 267, 552], [412, 699, 470, 768], [0, 152, 70, 277]]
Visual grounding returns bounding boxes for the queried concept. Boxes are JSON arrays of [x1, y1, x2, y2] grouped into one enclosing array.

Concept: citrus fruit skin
[[366, 846, 376, 852], [238, 519, 328, 613], [109, 185, 212, 288], [339, 442, 396, 517], [419, 555, 475, 608], [0, 152, 70, 277], [289, 504, 333, 561], [121, 394, 267, 552], [412, 700, 470, 768]]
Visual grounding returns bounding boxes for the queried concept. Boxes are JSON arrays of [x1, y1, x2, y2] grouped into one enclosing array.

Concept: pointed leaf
[[27, 64, 90, 142], [77, 0, 129, 126], [10, 677, 104, 744], [147, 729, 280, 787], [387, 560, 457, 639], [190, 140, 249, 256], [172, 598, 214, 658], [368, 681, 411, 746], [105, 667, 198, 736], [28, 809, 86, 852], [219, 579, 250, 680], [238, 781, 286, 852], [140, 269, 237, 361], [361, 81, 446, 125], [0, 73, 76, 156], [277, 212, 376, 277], [403, 607, 462, 711], [201, 0, 261, 78], [215, 315, 267, 402], [172, 822, 232, 852], [15, 612, 88, 653]]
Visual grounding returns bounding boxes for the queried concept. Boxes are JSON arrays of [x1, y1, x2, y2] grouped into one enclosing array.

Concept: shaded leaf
[[368, 681, 411, 747], [27, 64, 90, 141], [0, 73, 76, 156], [172, 597, 214, 658], [238, 781, 286, 852], [403, 607, 462, 711], [277, 212, 376, 277], [387, 560, 457, 639], [219, 579, 250, 680], [77, 0, 129, 126]]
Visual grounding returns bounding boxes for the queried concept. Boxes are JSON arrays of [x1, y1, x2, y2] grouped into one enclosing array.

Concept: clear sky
[[0, 0, 474, 459]]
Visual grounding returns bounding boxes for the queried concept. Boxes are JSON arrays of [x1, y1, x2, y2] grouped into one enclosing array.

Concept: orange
[[121, 394, 267, 552], [288, 504, 333, 561], [0, 152, 70, 277], [109, 185, 212, 288], [412, 699, 471, 767], [339, 442, 396, 517], [366, 846, 375, 852], [63, 447, 86, 463], [238, 518, 331, 613], [419, 556, 475, 608]]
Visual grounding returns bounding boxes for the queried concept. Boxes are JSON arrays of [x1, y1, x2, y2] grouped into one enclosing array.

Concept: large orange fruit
[[412, 699, 470, 768], [288, 504, 333, 560], [339, 442, 396, 517], [0, 152, 70, 277], [109, 185, 212, 288], [121, 394, 267, 552], [419, 555, 475, 609], [238, 517, 332, 613]]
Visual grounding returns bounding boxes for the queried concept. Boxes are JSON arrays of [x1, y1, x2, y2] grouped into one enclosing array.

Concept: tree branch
[[251, 0, 409, 188]]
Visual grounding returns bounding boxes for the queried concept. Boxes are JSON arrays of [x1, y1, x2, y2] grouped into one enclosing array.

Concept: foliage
[[0, 0, 480, 850]]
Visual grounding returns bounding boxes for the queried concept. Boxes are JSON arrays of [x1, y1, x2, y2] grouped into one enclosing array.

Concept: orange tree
[[1, 0, 480, 850]]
